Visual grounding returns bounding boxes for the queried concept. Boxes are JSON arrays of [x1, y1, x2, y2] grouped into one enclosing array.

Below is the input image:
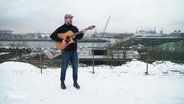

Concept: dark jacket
[[50, 23, 84, 51]]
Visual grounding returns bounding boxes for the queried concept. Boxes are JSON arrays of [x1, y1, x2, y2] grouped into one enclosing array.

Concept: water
[[0, 41, 108, 48]]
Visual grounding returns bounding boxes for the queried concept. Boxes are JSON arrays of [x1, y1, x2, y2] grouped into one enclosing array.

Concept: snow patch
[[0, 61, 184, 104]]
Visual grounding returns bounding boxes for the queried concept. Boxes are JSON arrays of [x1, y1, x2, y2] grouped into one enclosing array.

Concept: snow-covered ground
[[0, 60, 184, 104]]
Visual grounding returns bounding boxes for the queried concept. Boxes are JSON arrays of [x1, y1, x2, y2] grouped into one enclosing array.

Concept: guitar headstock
[[87, 25, 95, 30]]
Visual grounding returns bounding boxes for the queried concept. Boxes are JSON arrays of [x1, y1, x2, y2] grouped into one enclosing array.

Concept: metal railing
[[0, 39, 184, 74]]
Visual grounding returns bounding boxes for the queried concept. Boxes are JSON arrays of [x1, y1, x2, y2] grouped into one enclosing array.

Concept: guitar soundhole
[[66, 36, 70, 42]]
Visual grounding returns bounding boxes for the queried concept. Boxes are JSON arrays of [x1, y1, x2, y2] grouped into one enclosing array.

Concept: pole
[[92, 47, 95, 74], [40, 48, 43, 74], [145, 48, 149, 75], [146, 59, 148, 75]]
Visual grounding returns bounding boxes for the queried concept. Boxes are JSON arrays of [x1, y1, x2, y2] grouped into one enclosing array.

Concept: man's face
[[65, 17, 73, 25]]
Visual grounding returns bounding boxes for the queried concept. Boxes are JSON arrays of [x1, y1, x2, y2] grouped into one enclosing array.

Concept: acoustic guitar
[[55, 25, 95, 50]]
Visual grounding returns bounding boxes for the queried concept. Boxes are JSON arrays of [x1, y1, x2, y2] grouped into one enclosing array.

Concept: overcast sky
[[0, 0, 183, 34]]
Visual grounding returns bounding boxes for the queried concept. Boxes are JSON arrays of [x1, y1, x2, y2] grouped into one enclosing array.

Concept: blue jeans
[[60, 50, 78, 81]]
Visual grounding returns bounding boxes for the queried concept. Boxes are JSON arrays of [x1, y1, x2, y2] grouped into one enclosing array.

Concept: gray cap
[[64, 14, 74, 19]]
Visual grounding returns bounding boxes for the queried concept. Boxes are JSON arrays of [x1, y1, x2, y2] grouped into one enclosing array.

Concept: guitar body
[[55, 30, 75, 50], [54, 25, 95, 50]]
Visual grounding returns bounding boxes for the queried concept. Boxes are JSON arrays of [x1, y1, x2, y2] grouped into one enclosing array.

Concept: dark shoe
[[61, 81, 66, 89], [73, 81, 80, 89]]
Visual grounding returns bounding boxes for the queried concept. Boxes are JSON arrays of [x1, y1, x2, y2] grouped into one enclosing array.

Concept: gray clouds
[[0, 0, 184, 33]]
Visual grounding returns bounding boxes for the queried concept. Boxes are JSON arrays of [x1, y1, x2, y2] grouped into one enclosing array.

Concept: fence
[[0, 39, 184, 74]]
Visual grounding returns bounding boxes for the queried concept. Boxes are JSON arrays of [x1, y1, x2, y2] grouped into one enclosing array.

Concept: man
[[50, 14, 87, 89]]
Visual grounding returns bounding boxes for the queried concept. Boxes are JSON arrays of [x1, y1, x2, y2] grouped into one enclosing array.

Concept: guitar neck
[[73, 31, 83, 36], [71, 27, 89, 37]]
